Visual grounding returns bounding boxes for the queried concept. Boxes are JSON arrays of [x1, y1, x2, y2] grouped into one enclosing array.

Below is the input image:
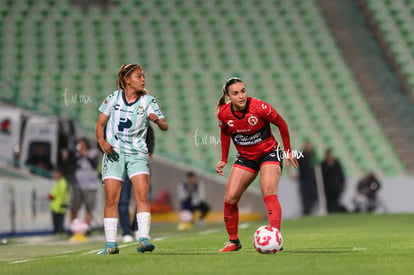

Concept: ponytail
[[215, 77, 243, 112], [116, 65, 127, 90], [215, 93, 227, 112]]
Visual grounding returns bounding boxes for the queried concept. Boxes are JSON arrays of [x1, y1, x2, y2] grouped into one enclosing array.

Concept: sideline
[[7, 224, 232, 265]]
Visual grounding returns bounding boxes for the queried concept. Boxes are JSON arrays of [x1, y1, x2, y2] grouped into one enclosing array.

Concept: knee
[[136, 192, 149, 204], [262, 187, 276, 197], [105, 193, 119, 208], [224, 193, 240, 204]]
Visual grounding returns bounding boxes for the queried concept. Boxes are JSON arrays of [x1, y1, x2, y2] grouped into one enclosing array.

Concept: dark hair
[[215, 77, 243, 112], [325, 148, 333, 156], [77, 137, 90, 149], [116, 64, 147, 93], [186, 171, 195, 178]]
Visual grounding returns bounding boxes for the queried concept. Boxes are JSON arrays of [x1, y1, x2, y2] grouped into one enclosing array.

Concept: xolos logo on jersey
[[248, 116, 258, 125], [137, 105, 144, 115]]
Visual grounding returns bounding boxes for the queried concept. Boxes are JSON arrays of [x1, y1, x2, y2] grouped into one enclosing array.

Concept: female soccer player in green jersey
[[95, 64, 168, 254]]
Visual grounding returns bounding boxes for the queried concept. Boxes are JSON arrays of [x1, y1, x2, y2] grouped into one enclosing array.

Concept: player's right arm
[[97, 92, 117, 155], [95, 113, 113, 155], [216, 112, 230, 175]]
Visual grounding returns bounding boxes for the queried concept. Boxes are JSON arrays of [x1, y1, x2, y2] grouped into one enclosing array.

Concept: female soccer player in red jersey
[[215, 77, 298, 252]]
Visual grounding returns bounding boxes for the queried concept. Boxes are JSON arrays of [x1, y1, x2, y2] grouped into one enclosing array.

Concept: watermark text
[[63, 87, 92, 106]]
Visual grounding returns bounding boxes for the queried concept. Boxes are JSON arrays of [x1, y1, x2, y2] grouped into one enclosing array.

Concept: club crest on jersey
[[137, 105, 144, 115], [248, 116, 258, 126]]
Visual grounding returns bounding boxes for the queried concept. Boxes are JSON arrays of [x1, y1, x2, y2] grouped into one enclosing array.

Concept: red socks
[[263, 194, 282, 230], [224, 195, 280, 241], [223, 201, 239, 241]]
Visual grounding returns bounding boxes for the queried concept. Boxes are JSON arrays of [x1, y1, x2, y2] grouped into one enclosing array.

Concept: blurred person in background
[[96, 64, 168, 255], [118, 124, 154, 243], [177, 171, 210, 229], [26, 143, 53, 173], [48, 167, 69, 234], [297, 140, 318, 215], [321, 149, 347, 213], [353, 172, 381, 213], [59, 148, 77, 189], [69, 138, 99, 234], [215, 77, 298, 252]]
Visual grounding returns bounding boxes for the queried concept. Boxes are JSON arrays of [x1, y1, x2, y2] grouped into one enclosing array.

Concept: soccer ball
[[70, 219, 89, 235], [253, 225, 283, 254]]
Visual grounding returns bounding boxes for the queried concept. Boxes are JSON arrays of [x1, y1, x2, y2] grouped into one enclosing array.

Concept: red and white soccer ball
[[253, 225, 283, 254], [70, 219, 89, 235]]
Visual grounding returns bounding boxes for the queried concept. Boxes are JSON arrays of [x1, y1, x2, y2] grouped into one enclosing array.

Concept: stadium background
[[1, 0, 414, 233]]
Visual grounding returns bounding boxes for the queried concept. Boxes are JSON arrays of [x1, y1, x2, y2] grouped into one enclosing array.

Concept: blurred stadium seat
[[365, 0, 414, 97], [0, 0, 406, 176]]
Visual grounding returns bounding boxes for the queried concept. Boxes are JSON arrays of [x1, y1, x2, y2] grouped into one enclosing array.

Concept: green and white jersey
[[98, 90, 164, 156]]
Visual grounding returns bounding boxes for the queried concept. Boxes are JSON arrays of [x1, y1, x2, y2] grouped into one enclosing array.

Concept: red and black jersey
[[218, 97, 291, 161]]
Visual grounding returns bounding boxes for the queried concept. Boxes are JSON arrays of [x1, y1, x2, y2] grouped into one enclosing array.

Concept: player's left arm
[[148, 114, 168, 131], [261, 101, 298, 168], [147, 97, 168, 131]]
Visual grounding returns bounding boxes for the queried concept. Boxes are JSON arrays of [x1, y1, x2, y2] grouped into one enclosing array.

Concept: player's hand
[[98, 139, 113, 155], [285, 151, 298, 169], [216, 161, 227, 175], [147, 113, 159, 123]]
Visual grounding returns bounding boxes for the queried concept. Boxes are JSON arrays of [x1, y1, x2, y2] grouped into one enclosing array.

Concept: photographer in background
[[353, 172, 381, 213], [177, 171, 210, 228], [69, 138, 99, 234]]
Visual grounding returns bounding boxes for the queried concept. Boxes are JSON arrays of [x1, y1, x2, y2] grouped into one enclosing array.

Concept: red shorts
[[233, 149, 283, 175]]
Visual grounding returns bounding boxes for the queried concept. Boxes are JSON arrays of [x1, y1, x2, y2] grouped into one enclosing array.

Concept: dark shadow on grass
[[283, 250, 352, 254], [148, 247, 363, 256], [282, 247, 364, 254], [151, 252, 224, 256]]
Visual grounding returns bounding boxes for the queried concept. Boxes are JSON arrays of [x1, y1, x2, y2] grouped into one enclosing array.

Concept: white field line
[[239, 223, 251, 229], [9, 255, 69, 265], [198, 229, 221, 235], [9, 226, 225, 264], [83, 243, 132, 255]]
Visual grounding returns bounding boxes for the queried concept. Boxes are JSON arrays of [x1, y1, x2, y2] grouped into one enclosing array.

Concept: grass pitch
[[1, 214, 413, 275]]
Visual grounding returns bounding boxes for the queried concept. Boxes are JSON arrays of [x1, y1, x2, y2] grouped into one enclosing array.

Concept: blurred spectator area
[[0, 0, 411, 178]]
